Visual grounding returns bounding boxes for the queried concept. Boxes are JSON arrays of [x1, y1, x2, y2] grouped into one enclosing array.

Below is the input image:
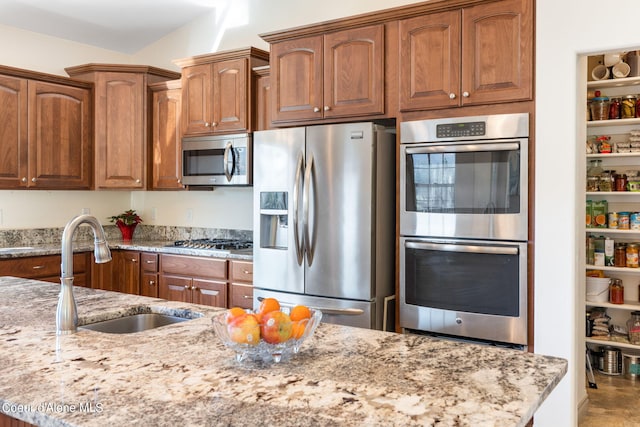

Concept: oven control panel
[[436, 121, 486, 138]]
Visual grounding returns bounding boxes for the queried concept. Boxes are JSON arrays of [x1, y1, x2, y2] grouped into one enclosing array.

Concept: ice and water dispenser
[[259, 192, 288, 249]]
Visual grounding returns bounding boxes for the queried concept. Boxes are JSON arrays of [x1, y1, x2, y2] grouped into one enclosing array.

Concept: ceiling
[[0, 0, 221, 54]]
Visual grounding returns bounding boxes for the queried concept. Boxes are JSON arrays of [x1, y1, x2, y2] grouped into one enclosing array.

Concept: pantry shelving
[[585, 67, 640, 358]]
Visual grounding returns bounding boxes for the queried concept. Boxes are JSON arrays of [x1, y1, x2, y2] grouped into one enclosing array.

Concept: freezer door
[[304, 123, 376, 300], [253, 128, 305, 294], [253, 288, 375, 329]]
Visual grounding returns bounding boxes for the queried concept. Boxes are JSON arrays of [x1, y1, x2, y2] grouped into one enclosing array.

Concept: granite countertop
[[0, 276, 567, 427], [0, 240, 253, 261]]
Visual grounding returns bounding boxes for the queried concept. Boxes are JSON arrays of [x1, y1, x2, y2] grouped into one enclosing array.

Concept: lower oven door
[[399, 236, 528, 346]]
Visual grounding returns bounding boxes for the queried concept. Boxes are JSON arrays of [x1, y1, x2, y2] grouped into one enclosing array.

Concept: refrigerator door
[[253, 288, 376, 330], [253, 127, 305, 294], [304, 123, 376, 300]]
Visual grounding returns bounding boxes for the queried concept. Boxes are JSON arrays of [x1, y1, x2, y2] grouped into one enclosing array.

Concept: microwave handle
[[223, 142, 236, 182], [405, 142, 519, 155], [405, 241, 519, 256]]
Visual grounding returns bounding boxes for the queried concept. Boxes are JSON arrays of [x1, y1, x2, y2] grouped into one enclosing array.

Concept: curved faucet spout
[[57, 214, 112, 335]]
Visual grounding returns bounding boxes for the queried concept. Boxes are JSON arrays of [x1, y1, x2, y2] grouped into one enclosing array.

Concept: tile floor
[[578, 371, 640, 426]]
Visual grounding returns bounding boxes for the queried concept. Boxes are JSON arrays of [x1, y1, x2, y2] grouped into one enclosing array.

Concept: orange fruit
[[290, 305, 312, 321], [226, 307, 247, 324], [258, 298, 280, 316], [291, 321, 307, 339]]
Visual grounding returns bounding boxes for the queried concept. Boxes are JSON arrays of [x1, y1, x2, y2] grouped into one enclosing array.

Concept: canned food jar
[[610, 278, 624, 304], [614, 174, 628, 191], [608, 212, 619, 228], [619, 211, 631, 229], [610, 97, 621, 119], [627, 243, 640, 268], [622, 95, 637, 119], [590, 96, 611, 121], [615, 243, 627, 267]]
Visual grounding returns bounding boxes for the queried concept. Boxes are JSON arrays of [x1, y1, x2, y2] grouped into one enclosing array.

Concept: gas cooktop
[[170, 238, 253, 252]]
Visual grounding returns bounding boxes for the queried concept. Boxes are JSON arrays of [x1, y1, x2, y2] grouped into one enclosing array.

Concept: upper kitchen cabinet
[[253, 66, 272, 131], [265, 24, 387, 124], [0, 66, 92, 190], [173, 47, 269, 137], [65, 64, 180, 190], [399, 0, 533, 111], [149, 80, 184, 190]]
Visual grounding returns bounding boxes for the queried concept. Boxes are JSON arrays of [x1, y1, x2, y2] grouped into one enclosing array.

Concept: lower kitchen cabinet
[[114, 251, 140, 295], [0, 253, 89, 286], [140, 252, 159, 297], [229, 259, 253, 309], [159, 254, 228, 308]]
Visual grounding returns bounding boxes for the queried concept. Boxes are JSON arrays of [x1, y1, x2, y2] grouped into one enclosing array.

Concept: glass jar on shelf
[[599, 170, 614, 192], [587, 160, 603, 191], [622, 95, 637, 119], [627, 311, 640, 345], [609, 278, 624, 304]]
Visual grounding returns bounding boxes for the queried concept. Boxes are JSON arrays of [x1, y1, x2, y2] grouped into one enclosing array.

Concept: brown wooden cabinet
[[269, 24, 385, 124], [149, 80, 184, 190], [253, 66, 272, 131], [113, 250, 140, 295], [159, 254, 227, 308], [0, 252, 89, 286], [174, 48, 269, 137], [65, 64, 180, 189], [399, 0, 533, 111], [140, 252, 159, 297], [0, 68, 92, 189], [228, 259, 253, 309]]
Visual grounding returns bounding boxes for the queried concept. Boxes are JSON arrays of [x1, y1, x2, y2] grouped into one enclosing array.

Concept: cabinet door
[[114, 251, 140, 294], [192, 278, 227, 307], [323, 24, 385, 118], [255, 71, 271, 131], [94, 72, 145, 188], [399, 11, 461, 111], [159, 275, 192, 303], [271, 35, 323, 123], [91, 254, 114, 291], [151, 85, 183, 189], [461, 0, 532, 106], [229, 283, 253, 309], [0, 74, 28, 188], [140, 272, 159, 297], [212, 58, 248, 133], [181, 64, 212, 136], [28, 81, 92, 189]]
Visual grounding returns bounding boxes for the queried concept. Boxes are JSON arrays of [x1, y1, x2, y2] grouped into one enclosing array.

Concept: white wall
[[535, 0, 640, 426]]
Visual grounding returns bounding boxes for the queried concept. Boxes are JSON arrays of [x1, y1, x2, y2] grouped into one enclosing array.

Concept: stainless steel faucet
[[56, 214, 112, 335]]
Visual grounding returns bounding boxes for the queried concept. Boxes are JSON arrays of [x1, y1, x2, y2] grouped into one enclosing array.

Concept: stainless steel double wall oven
[[399, 113, 529, 347]]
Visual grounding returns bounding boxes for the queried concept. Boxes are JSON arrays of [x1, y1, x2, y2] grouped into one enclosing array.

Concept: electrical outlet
[[81, 208, 91, 214], [186, 208, 193, 223], [151, 207, 157, 221]]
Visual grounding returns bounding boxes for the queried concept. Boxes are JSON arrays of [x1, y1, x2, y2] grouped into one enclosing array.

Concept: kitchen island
[[0, 276, 566, 427]]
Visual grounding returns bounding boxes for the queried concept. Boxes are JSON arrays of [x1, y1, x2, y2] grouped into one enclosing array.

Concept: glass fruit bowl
[[211, 308, 322, 363]]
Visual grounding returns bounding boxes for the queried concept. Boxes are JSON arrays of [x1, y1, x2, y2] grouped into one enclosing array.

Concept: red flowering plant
[[108, 209, 143, 226]]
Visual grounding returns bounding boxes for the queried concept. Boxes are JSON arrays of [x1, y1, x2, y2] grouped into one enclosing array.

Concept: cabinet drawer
[[160, 254, 227, 279], [229, 282, 253, 309], [0, 253, 88, 280], [230, 260, 253, 283], [141, 252, 159, 272]]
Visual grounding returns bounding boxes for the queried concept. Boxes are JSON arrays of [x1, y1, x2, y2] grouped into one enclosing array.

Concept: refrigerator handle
[[293, 152, 304, 265], [303, 153, 314, 266]]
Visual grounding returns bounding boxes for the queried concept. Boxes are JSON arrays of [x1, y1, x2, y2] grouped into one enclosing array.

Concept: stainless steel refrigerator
[[252, 122, 396, 330]]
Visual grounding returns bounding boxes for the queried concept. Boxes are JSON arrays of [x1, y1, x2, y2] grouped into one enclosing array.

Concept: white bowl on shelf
[[586, 277, 611, 295], [586, 288, 609, 303]]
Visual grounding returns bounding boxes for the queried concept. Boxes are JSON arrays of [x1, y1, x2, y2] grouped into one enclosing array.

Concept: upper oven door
[[400, 138, 528, 241]]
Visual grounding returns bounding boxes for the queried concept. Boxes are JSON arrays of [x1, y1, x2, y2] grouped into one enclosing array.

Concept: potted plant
[[109, 209, 143, 242]]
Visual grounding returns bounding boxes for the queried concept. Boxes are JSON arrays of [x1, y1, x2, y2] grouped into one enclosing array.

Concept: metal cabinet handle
[[149, 280, 155, 286], [184, 285, 190, 289], [130, 258, 137, 262], [323, 106, 330, 111], [31, 177, 37, 183], [21, 177, 27, 183], [205, 122, 210, 127], [449, 93, 456, 99], [313, 107, 320, 113], [242, 295, 252, 299], [145, 260, 155, 264], [32, 265, 45, 270], [135, 179, 141, 184], [211, 122, 218, 127], [462, 91, 470, 98], [243, 270, 252, 275], [191, 286, 197, 291]]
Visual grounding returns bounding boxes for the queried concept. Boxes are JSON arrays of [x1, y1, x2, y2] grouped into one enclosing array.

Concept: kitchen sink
[[80, 313, 192, 334]]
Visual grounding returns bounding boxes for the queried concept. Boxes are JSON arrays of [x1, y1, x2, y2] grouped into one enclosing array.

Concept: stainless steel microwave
[[181, 133, 252, 186]]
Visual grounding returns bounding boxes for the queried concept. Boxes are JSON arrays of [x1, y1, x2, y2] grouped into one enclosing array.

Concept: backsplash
[[0, 225, 252, 247]]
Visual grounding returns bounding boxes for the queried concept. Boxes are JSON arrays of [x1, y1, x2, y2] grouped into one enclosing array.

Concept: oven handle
[[223, 141, 235, 182], [405, 142, 520, 154], [405, 241, 519, 255]]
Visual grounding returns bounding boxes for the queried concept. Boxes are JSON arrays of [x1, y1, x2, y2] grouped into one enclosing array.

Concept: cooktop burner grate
[[171, 238, 253, 251]]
